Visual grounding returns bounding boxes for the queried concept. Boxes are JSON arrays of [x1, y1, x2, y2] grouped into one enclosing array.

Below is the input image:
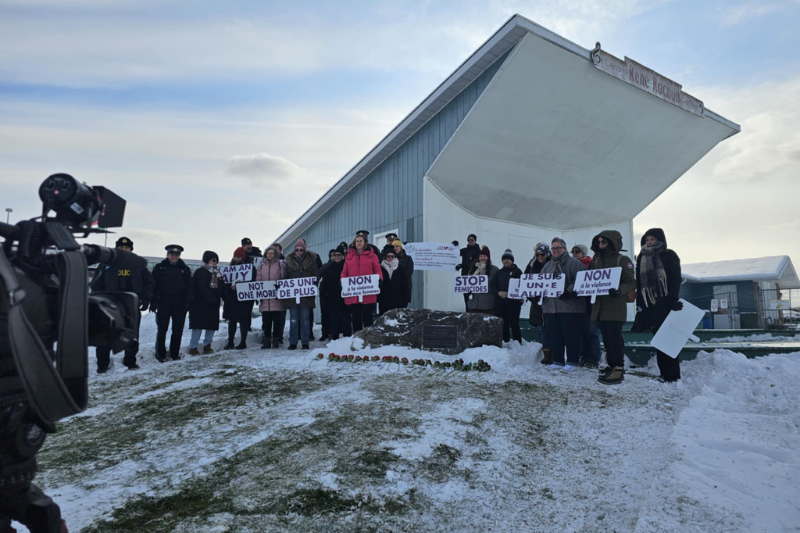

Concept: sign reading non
[[710, 299, 719, 312], [219, 264, 253, 284], [507, 274, 565, 299], [277, 277, 318, 304], [574, 267, 622, 302], [341, 274, 381, 302], [235, 281, 277, 301], [422, 325, 458, 351], [404, 242, 460, 271], [454, 275, 488, 294], [720, 298, 729, 310]]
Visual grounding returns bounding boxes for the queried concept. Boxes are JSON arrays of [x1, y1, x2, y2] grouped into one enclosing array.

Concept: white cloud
[[718, 1, 797, 26], [226, 153, 304, 189]]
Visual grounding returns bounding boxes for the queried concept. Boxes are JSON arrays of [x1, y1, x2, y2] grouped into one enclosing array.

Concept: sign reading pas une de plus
[[277, 277, 317, 304]]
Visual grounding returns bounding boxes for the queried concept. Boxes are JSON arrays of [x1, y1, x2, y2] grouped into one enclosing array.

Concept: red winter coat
[[255, 257, 285, 312], [341, 247, 383, 305]]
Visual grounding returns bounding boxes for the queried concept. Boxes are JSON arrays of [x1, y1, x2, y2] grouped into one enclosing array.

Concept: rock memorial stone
[[351, 308, 503, 355]]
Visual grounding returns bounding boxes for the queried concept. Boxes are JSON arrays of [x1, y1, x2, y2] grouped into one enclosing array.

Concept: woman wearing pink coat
[[341, 235, 383, 332], [256, 246, 285, 349]]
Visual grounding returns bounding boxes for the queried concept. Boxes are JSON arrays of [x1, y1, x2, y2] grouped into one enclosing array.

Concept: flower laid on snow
[[317, 353, 324, 359], [371, 356, 380, 362], [401, 357, 409, 364], [316, 353, 491, 372]]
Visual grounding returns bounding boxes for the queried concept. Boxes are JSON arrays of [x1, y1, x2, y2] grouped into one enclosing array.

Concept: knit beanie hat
[[479, 246, 491, 259], [501, 249, 514, 262], [294, 238, 307, 252], [202, 250, 219, 264], [574, 244, 589, 256], [233, 247, 246, 259], [392, 240, 403, 249], [536, 243, 550, 256]]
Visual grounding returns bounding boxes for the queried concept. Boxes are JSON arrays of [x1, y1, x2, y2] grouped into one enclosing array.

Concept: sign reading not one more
[[236, 281, 277, 301], [454, 275, 488, 294]]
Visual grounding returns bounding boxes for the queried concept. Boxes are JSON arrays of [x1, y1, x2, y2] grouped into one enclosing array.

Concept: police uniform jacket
[[151, 258, 194, 308]]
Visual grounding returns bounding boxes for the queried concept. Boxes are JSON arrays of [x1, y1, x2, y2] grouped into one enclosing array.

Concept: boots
[[188, 348, 200, 356], [261, 336, 271, 349], [271, 337, 280, 349], [203, 344, 214, 354], [540, 346, 553, 365], [598, 366, 625, 385], [224, 337, 235, 350]]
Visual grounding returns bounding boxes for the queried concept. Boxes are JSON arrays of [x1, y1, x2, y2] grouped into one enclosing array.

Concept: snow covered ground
[[15, 313, 800, 532]]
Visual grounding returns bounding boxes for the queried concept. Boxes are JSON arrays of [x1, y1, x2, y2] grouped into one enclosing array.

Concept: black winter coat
[[91, 251, 154, 305], [319, 260, 347, 310], [222, 264, 255, 321], [189, 267, 223, 330], [152, 258, 194, 308], [459, 244, 481, 276], [489, 264, 523, 310], [379, 264, 410, 314], [632, 228, 682, 333], [524, 258, 548, 326], [397, 252, 414, 299], [244, 247, 263, 264]]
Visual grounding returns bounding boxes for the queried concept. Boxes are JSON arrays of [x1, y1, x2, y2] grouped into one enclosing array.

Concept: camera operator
[[90, 236, 153, 372], [150, 244, 193, 362]]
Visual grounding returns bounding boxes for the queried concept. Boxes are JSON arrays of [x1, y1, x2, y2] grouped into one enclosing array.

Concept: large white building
[[276, 14, 740, 312]]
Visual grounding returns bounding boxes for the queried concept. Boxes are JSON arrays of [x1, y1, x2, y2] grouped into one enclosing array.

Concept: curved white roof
[[682, 256, 800, 289]]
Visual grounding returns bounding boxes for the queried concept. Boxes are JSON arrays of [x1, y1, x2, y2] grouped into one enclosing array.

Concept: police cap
[[116, 236, 134, 250], [165, 244, 184, 254]]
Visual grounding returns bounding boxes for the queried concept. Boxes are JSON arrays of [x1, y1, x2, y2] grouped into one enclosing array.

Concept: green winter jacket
[[589, 230, 636, 323]]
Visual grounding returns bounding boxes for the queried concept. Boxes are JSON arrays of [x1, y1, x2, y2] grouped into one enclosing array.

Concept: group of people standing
[[455, 228, 682, 384]]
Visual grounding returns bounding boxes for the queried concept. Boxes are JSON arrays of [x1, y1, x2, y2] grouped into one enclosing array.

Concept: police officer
[[91, 236, 153, 372], [151, 244, 194, 362], [382, 232, 399, 258]]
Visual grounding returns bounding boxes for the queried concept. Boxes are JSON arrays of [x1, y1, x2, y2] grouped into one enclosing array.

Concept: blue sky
[[1, 0, 799, 263]]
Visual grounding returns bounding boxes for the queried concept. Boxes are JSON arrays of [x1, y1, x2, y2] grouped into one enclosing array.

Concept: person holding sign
[[188, 251, 224, 356], [489, 249, 523, 343], [467, 246, 497, 314], [281, 239, 319, 350], [151, 244, 194, 362], [342, 234, 382, 332], [256, 246, 285, 349], [222, 247, 256, 350], [631, 228, 683, 382], [378, 250, 410, 315], [589, 231, 636, 385], [541, 238, 587, 371], [456, 234, 481, 311], [524, 243, 551, 364], [320, 245, 351, 340]]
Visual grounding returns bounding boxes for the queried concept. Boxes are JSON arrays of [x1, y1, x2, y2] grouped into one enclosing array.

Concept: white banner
[[404, 242, 460, 271], [710, 299, 719, 312], [235, 281, 277, 301], [277, 277, 318, 304], [454, 275, 488, 294], [219, 264, 253, 284], [574, 267, 622, 301], [341, 274, 381, 302], [770, 300, 791, 310], [508, 274, 565, 299]]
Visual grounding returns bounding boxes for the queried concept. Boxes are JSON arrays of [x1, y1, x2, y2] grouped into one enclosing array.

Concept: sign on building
[[710, 299, 719, 312], [720, 298, 729, 310]]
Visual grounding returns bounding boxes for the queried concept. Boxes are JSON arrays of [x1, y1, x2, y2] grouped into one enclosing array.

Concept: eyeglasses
[[571, 250, 581, 254], [294, 248, 304, 252], [598, 238, 607, 244], [468, 238, 476, 242], [551, 246, 565, 251], [386, 255, 396, 259]]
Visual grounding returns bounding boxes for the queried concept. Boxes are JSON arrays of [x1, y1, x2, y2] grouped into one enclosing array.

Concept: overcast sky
[[1, 0, 799, 270]]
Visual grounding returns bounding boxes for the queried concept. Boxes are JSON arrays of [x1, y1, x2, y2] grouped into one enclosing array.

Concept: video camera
[[1, 174, 142, 533]]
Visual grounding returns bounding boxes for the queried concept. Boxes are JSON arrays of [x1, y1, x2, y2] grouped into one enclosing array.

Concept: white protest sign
[[720, 298, 729, 310], [341, 274, 381, 303], [454, 275, 488, 294], [235, 281, 277, 301], [651, 299, 704, 358], [251, 257, 263, 269], [710, 299, 719, 312], [404, 242, 460, 271], [574, 267, 622, 303], [277, 277, 318, 304], [219, 264, 253, 284], [508, 274, 565, 299]]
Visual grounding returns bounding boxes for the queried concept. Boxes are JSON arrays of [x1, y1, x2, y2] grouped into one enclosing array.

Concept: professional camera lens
[[38, 173, 101, 227]]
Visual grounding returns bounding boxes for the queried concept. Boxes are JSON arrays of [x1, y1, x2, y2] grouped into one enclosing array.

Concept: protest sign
[[219, 264, 253, 284], [404, 242, 460, 271], [508, 274, 564, 299], [341, 274, 381, 302], [574, 267, 622, 303], [277, 277, 318, 304], [454, 275, 488, 294], [651, 299, 704, 358], [235, 281, 277, 301]]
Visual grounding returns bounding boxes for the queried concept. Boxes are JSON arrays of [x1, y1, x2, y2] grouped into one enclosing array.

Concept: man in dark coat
[[188, 251, 224, 356], [241, 237, 263, 264], [151, 244, 194, 361], [91, 236, 153, 371], [632, 228, 683, 381], [317, 249, 336, 342], [320, 245, 351, 340], [457, 234, 481, 311]]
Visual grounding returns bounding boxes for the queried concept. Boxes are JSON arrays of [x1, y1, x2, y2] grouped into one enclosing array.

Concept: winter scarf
[[382, 258, 399, 280], [205, 264, 221, 288], [551, 251, 566, 276], [638, 241, 668, 307], [473, 261, 488, 276]]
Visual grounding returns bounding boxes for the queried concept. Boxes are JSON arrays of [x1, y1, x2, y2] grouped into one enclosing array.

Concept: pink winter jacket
[[341, 247, 383, 305], [256, 257, 285, 312]]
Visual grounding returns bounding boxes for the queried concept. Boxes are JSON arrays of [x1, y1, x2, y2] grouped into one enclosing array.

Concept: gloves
[[669, 300, 683, 311], [139, 299, 150, 312], [149, 302, 158, 314], [559, 290, 575, 300], [455, 264, 462, 271], [607, 289, 620, 298]]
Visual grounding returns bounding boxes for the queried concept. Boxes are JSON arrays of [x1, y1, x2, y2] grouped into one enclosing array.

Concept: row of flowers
[[316, 353, 491, 372]]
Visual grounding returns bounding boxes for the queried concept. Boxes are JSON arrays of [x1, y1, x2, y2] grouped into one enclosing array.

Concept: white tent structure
[[682, 256, 800, 289]]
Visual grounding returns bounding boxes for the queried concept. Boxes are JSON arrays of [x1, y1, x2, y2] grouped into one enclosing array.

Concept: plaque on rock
[[422, 325, 458, 351]]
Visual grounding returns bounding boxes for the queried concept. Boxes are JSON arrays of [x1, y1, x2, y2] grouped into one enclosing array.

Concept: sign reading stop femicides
[[235, 281, 277, 301], [219, 264, 253, 284], [573, 267, 622, 298], [454, 275, 488, 294], [404, 242, 460, 271], [508, 274, 565, 299], [341, 274, 381, 302]]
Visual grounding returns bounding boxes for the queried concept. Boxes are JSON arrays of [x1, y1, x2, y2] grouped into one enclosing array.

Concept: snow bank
[[635, 350, 800, 532]]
